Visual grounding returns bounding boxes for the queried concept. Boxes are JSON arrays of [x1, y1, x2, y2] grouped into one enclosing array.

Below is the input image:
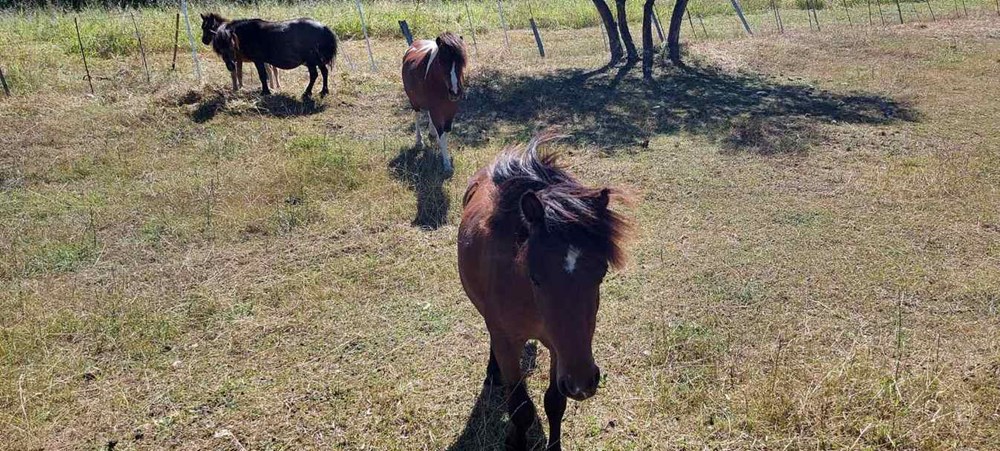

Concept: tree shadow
[[447, 342, 545, 451], [388, 146, 451, 229], [451, 61, 919, 155], [179, 89, 327, 123]]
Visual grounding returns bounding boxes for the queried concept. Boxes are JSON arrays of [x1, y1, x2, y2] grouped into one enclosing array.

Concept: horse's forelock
[[436, 32, 467, 70], [491, 133, 631, 269]]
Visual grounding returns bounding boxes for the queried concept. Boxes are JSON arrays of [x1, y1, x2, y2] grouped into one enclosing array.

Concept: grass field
[[2, 1, 1000, 449]]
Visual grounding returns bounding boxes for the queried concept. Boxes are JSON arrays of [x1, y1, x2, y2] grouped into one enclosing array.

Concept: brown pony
[[401, 32, 467, 174], [457, 135, 630, 450], [200, 13, 280, 92]]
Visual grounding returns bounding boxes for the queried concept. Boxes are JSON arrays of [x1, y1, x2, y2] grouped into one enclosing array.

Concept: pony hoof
[[319, 90, 329, 98], [261, 90, 272, 96]]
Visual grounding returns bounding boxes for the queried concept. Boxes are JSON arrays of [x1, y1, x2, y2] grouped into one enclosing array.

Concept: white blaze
[[450, 63, 458, 94], [564, 246, 581, 274]]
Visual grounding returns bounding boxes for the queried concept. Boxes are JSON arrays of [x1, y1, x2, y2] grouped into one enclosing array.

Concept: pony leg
[[413, 111, 424, 149], [438, 131, 452, 174], [544, 355, 568, 451], [318, 63, 329, 98], [484, 345, 502, 386], [254, 61, 271, 96], [230, 62, 239, 91], [491, 335, 535, 451], [266, 65, 279, 90], [426, 111, 437, 143], [303, 64, 318, 99]]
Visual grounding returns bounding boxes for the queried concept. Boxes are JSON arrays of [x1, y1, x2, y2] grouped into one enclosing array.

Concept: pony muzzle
[[558, 365, 601, 401]]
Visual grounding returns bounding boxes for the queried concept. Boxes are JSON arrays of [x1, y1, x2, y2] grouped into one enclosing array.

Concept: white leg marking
[[439, 131, 451, 172], [564, 246, 581, 274], [414, 111, 424, 148]]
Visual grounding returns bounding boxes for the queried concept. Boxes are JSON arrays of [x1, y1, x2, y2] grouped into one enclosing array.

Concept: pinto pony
[[401, 32, 468, 173], [200, 13, 279, 92], [457, 135, 630, 450], [204, 13, 338, 99]]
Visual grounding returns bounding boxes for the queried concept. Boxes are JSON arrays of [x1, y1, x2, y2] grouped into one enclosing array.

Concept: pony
[[457, 134, 630, 450], [204, 13, 337, 99], [401, 32, 468, 174], [200, 13, 280, 92]]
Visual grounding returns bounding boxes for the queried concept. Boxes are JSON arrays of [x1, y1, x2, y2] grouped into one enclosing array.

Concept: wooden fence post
[[130, 12, 151, 83], [698, 14, 708, 38], [171, 12, 180, 71], [894, 0, 905, 23], [353, 0, 377, 71], [527, 1, 545, 57], [729, 0, 754, 36], [180, 0, 202, 83], [652, 8, 666, 42], [843, 0, 854, 25], [74, 17, 94, 94], [771, 0, 784, 32], [0, 66, 10, 97], [496, 0, 511, 50]]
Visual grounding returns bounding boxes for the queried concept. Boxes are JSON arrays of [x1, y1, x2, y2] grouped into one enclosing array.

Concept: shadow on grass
[[447, 342, 545, 451], [388, 146, 451, 229], [451, 61, 918, 155], [179, 89, 327, 123]]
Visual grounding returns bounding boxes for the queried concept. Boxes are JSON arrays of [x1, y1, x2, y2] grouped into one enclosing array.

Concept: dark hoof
[[261, 90, 272, 96], [302, 93, 312, 101], [319, 90, 329, 98]]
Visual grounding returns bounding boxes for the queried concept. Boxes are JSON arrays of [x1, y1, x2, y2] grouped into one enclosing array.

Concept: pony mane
[[435, 32, 468, 71], [491, 134, 630, 269], [203, 12, 227, 25]]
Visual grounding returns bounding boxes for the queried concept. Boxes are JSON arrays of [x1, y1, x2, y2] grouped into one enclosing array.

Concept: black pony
[[204, 13, 338, 99]]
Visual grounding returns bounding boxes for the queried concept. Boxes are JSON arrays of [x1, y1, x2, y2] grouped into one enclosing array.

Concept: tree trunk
[[667, 0, 689, 65], [592, 0, 625, 63], [615, 0, 640, 61], [642, 0, 656, 78]]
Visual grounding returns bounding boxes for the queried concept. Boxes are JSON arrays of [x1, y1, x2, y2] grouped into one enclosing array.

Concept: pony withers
[[402, 32, 468, 174], [457, 134, 631, 450], [200, 13, 280, 92], [204, 13, 338, 99]]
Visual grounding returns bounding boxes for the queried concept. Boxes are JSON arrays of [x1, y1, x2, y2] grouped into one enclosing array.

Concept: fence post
[[842, 0, 854, 25], [770, 0, 784, 32], [729, 0, 754, 36], [698, 14, 708, 38], [686, 9, 696, 35], [876, 0, 886, 26], [74, 17, 94, 94], [171, 12, 180, 71], [464, 0, 479, 57], [180, 0, 202, 83], [527, 2, 545, 57], [353, 0, 377, 71], [894, 0, 904, 23], [924, 0, 935, 19], [130, 12, 151, 83], [496, 0, 511, 50], [652, 8, 666, 42], [399, 20, 413, 45], [0, 66, 10, 97]]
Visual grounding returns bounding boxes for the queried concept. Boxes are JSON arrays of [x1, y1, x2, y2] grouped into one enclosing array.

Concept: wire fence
[[1, 0, 998, 96]]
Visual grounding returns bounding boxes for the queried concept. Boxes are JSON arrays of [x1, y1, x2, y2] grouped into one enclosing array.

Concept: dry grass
[[1, 8, 999, 450]]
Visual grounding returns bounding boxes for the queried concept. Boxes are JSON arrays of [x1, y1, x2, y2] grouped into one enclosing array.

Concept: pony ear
[[435, 36, 443, 47], [200, 13, 207, 20], [595, 188, 610, 211], [520, 191, 545, 226]]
